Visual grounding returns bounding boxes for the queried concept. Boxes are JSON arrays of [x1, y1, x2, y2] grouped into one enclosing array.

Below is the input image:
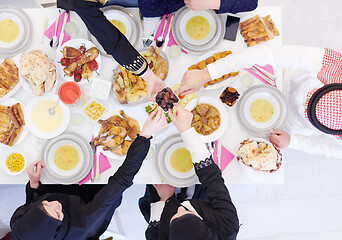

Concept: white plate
[[88, 6, 140, 57], [155, 134, 198, 187], [237, 85, 287, 137], [0, 58, 21, 102], [13, 50, 58, 97], [190, 50, 240, 91], [1, 150, 27, 175], [40, 132, 93, 184], [185, 96, 228, 143], [0, 11, 25, 49], [24, 93, 70, 139], [172, 7, 225, 54], [0, 98, 29, 147], [92, 109, 142, 160], [56, 39, 102, 85]]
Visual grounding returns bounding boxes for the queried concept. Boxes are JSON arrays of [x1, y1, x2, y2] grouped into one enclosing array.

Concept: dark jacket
[[139, 0, 258, 17], [10, 136, 150, 240], [140, 156, 239, 240]]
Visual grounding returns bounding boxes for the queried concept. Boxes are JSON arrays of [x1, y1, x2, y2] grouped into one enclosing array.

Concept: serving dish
[[1, 151, 27, 175], [172, 7, 224, 54], [88, 5, 140, 57], [40, 132, 93, 184], [155, 134, 198, 187], [237, 85, 287, 137]]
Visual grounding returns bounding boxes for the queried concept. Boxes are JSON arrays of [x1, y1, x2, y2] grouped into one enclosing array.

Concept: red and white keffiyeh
[[304, 48, 342, 140]]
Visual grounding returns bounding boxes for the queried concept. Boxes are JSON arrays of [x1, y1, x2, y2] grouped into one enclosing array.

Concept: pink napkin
[[154, 14, 167, 41], [45, 10, 70, 47], [79, 139, 111, 185], [245, 64, 277, 87], [212, 140, 235, 172]]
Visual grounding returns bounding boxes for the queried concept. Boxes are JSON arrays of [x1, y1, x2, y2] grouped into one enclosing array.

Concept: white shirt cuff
[[288, 134, 300, 149], [150, 201, 165, 222], [181, 128, 211, 163]]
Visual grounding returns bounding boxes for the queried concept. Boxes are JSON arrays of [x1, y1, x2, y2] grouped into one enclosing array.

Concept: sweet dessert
[[155, 87, 179, 112], [220, 87, 240, 107]]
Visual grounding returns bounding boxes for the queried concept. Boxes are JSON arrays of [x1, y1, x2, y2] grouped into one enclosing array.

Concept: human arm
[[25, 160, 46, 204], [168, 105, 239, 234], [176, 45, 325, 95]]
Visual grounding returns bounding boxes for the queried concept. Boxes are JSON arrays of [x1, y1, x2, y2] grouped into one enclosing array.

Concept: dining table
[[0, 6, 284, 185]]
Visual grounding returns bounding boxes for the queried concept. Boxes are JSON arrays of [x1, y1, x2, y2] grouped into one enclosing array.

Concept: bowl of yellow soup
[[25, 93, 70, 139], [237, 85, 287, 137], [172, 7, 225, 54], [156, 134, 198, 187], [2, 151, 27, 175], [40, 132, 93, 184]]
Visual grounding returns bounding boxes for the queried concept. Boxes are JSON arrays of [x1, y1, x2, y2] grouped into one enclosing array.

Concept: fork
[[144, 17, 162, 48]]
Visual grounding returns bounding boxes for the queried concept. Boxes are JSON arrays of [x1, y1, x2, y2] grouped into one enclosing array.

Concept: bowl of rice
[[236, 137, 282, 178], [2, 151, 27, 175]]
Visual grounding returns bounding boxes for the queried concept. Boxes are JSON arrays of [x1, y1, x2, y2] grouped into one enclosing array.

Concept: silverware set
[[49, 9, 69, 51], [89, 140, 100, 181], [249, 65, 277, 86]]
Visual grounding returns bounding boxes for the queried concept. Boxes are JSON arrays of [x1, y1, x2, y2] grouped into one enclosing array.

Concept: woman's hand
[[140, 107, 168, 138], [141, 68, 166, 101], [174, 68, 211, 98], [27, 160, 44, 189], [269, 129, 291, 149], [184, 0, 220, 11], [153, 184, 175, 201], [168, 103, 193, 133]]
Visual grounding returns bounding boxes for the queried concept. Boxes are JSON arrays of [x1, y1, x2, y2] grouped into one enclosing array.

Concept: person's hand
[[141, 68, 166, 101], [168, 103, 193, 133], [27, 160, 44, 189], [184, 0, 220, 11], [174, 68, 211, 98], [153, 184, 175, 201], [140, 107, 168, 138], [269, 129, 291, 149]]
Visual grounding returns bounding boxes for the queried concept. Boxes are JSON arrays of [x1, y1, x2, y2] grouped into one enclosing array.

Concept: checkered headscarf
[[304, 48, 342, 140]]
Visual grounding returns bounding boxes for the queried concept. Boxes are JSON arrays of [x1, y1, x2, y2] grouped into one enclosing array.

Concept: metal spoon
[[49, 9, 61, 48], [144, 17, 162, 48], [48, 99, 59, 115], [156, 15, 169, 47]]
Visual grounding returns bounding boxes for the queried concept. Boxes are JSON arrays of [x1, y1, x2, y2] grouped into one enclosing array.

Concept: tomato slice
[[87, 59, 98, 71]]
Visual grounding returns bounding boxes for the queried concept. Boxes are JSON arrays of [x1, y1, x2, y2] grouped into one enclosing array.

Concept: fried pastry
[[0, 58, 19, 99], [0, 103, 25, 146]]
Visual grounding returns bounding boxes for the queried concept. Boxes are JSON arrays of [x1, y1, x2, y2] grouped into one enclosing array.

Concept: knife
[[56, 10, 69, 52], [253, 65, 277, 82], [95, 148, 100, 180], [89, 140, 96, 182], [161, 14, 173, 52], [217, 139, 222, 170]]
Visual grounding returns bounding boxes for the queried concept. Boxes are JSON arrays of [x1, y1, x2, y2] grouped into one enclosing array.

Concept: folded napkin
[[245, 64, 277, 87], [212, 140, 235, 172], [79, 150, 111, 185], [154, 14, 187, 54], [45, 10, 70, 47]]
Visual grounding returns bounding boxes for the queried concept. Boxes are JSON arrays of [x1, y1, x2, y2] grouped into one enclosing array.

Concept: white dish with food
[[82, 98, 107, 122], [89, 78, 112, 101], [0, 98, 28, 147], [185, 96, 228, 143], [237, 85, 287, 137], [56, 39, 102, 85], [40, 132, 93, 184], [0, 58, 21, 102], [1, 151, 27, 175], [155, 134, 198, 187], [236, 137, 282, 179], [93, 109, 141, 160], [0, 12, 25, 49], [25, 93, 70, 139]]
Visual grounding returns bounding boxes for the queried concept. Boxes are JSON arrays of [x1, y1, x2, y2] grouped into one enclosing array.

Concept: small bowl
[[82, 98, 107, 122], [2, 151, 27, 175], [155, 87, 180, 113]]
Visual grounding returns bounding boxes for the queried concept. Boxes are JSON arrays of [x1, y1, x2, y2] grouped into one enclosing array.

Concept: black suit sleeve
[[194, 156, 239, 234], [145, 221, 160, 240], [57, 0, 148, 76], [25, 181, 48, 204]]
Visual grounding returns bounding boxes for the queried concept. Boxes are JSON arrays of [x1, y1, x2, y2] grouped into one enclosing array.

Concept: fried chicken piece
[[108, 126, 127, 138], [97, 120, 116, 136], [113, 70, 127, 104], [96, 135, 124, 148], [106, 115, 130, 131], [108, 140, 133, 155], [195, 104, 209, 116], [120, 110, 140, 140]]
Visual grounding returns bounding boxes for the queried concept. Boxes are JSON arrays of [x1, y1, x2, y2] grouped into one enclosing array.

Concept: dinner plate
[[92, 109, 142, 160], [88, 6, 140, 57], [13, 50, 58, 97], [155, 134, 198, 187], [237, 85, 287, 137], [0, 5, 32, 57], [172, 7, 225, 54], [0, 58, 21, 102], [40, 132, 93, 184], [56, 39, 102, 85], [190, 50, 240, 91], [112, 47, 169, 105], [185, 96, 228, 143], [24, 93, 70, 139], [0, 98, 29, 147]]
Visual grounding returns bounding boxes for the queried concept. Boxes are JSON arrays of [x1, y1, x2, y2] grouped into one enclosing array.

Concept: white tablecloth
[[0, 6, 284, 184]]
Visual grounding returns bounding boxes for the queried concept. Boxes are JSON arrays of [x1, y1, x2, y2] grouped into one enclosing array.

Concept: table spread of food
[[0, 6, 284, 185]]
